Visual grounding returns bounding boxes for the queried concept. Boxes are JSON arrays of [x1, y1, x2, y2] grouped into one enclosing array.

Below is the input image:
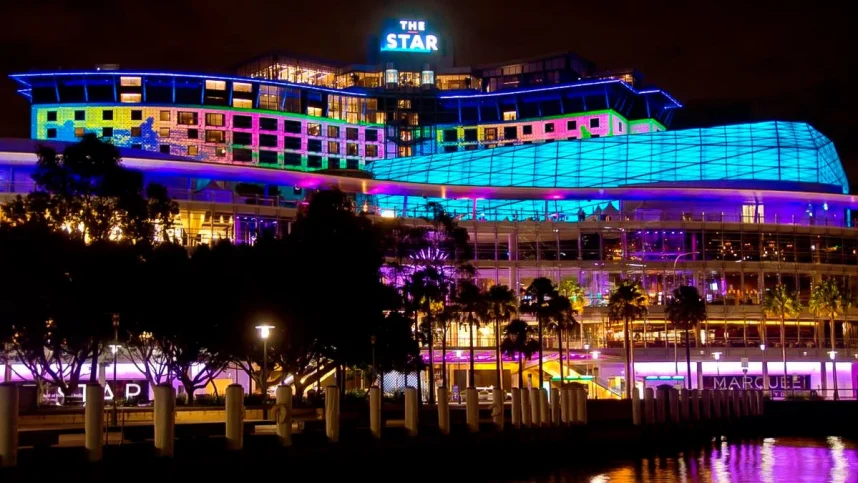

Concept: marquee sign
[[380, 20, 439, 53], [703, 375, 810, 391]]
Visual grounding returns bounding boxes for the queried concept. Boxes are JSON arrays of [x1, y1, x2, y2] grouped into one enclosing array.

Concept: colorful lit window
[[347, 143, 358, 156], [120, 76, 141, 87], [328, 141, 340, 155], [74, 127, 84, 137], [205, 80, 226, 90], [366, 144, 378, 157], [346, 127, 358, 141], [205, 130, 225, 143], [484, 128, 497, 141], [160, 110, 171, 122], [328, 125, 340, 138], [503, 111, 517, 121], [131, 127, 141, 137], [397, 99, 412, 109], [233, 82, 252, 93], [188, 145, 199, 156], [120, 93, 141, 103], [307, 106, 322, 117], [307, 123, 321, 136], [177, 112, 197, 125], [205, 113, 224, 127], [159, 127, 170, 137], [233, 99, 253, 109]]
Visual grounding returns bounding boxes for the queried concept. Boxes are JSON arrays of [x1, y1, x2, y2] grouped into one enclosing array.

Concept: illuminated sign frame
[[380, 20, 439, 54]]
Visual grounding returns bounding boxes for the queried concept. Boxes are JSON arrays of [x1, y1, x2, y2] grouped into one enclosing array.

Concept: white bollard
[[530, 388, 541, 426], [521, 388, 532, 427], [405, 386, 419, 437], [0, 384, 18, 468], [154, 384, 176, 457], [562, 387, 573, 425], [85, 384, 104, 462], [465, 387, 479, 433], [492, 388, 504, 431], [325, 385, 340, 442], [437, 386, 450, 435], [539, 388, 550, 427], [669, 389, 680, 423], [511, 388, 521, 429], [680, 389, 690, 421], [225, 384, 244, 450], [656, 389, 667, 424], [691, 389, 700, 420], [275, 385, 293, 446], [644, 387, 655, 424], [712, 391, 722, 419], [575, 387, 588, 425], [550, 388, 561, 426], [702, 389, 712, 419], [631, 386, 642, 426]]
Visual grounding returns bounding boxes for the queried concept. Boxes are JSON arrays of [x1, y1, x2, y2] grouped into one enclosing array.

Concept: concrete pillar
[[325, 385, 340, 442], [733, 390, 743, 417], [511, 388, 521, 429], [576, 387, 587, 424], [154, 384, 176, 457], [530, 388, 541, 426], [492, 387, 504, 431], [550, 388, 561, 426], [656, 389, 666, 424], [275, 385, 293, 446], [539, 388, 550, 427], [644, 387, 655, 424], [562, 387, 573, 425], [696, 361, 704, 389], [631, 386, 642, 426], [0, 384, 18, 468], [691, 389, 700, 420], [405, 386, 419, 437], [702, 389, 712, 419], [437, 386, 450, 435], [722, 391, 731, 419], [712, 390, 722, 419], [225, 384, 244, 450], [680, 388, 690, 421], [669, 388, 680, 423], [465, 387, 479, 433], [757, 391, 765, 416], [85, 384, 104, 462], [743, 390, 751, 417], [521, 388, 532, 427]]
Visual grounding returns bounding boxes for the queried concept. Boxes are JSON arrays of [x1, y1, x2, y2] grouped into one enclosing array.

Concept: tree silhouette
[[608, 280, 648, 399], [764, 284, 801, 384], [810, 279, 847, 350], [666, 286, 707, 390], [500, 319, 540, 389], [485, 284, 517, 389]]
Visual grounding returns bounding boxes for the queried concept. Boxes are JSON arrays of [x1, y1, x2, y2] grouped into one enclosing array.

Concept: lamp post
[[712, 352, 722, 376], [371, 335, 377, 386], [111, 314, 120, 428], [760, 343, 768, 393], [256, 325, 275, 419], [829, 351, 838, 401], [671, 252, 699, 375]]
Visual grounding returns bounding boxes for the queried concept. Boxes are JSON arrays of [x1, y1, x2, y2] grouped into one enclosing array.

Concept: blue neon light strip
[[645, 376, 686, 380]]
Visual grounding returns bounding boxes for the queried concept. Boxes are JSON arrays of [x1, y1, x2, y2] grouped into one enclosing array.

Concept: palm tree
[[406, 267, 447, 404], [608, 280, 648, 399], [810, 279, 846, 351], [456, 279, 486, 388], [666, 286, 707, 390], [522, 277, 556, 386], [764, 284, 801, 385], [545, 295, 576, 381], [500, 319, 541, 389], [485, 284, 517, 390]]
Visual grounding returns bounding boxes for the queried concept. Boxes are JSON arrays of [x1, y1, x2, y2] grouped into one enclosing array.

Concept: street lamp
[[829, 351, 838, 401], [371, 335, 377, 387], [712, 351, 722, 376], [111, 314, 120, 428], [256, 325, 275, 418]]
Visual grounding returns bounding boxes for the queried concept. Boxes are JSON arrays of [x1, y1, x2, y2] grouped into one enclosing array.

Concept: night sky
[[1, 1, 855, 189]]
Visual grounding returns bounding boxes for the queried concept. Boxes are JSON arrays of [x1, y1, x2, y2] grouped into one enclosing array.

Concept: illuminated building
[[3, 19, 857, 399]]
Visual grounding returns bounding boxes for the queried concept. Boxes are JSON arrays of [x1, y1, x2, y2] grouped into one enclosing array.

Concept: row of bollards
[[632, 387, 765, 426]]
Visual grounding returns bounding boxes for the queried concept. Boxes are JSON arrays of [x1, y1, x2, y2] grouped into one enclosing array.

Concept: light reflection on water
[[517, 437, 857, 483]]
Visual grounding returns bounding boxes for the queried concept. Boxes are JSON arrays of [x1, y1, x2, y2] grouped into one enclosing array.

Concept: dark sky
[[2, 1, 856, 189]]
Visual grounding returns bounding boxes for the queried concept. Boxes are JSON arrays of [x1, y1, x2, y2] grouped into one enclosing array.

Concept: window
[[443, 129, 458, 142], [187, 128, 198, 139], [464, 129, 477, 142], [307, 139, 322, 152], [327, 157, 341, 169], [102, 127, 113, 137], [120, 93, 141, 103], [591, 134, 600, 138], [233, 132, 252, 145], [284, 120, 301, 133], [259, 117, 277, 131], [159, 127, 170, 137], [522, 125, 533, 135], [307, 155, 322, 168], [160, 145, 170, 154], [589, 117, 600, 128], [283, 153, 302, 166], [75, 127, 85, 137], [503, 111, 517, 121], [327, 125, 340, 138], [232, 148, 252, 162], [465, 144, 478, 150], [205, 113, 224, 126], [567, 120, 577, 130], [215, 146, 227, 157], [307, 123, 321, 136], [307, 106, 322, 117], [485, 127, 498, 141], [120, 76, 141, 86], [160, 110, 171, 122], [545, 123, 555, 133], [503, 126, 517, 139], [346, 159, 359, 170], [233, 115, 252, 129], [233, 99, 252, 109], [233, 82, 252, 93], [284, 137, 301, 150], [187, 145, 199, 156], [131, 127, 141, 137], [346, 143, 358, 156], [102, 110, 114, 121], [365, 129, 378, 142], [397, 99, 412, 109], [74, 110, 85, 121], [177, 112, 197, 125], [132, 144, 142, 150], [205, 80, 226, 90], [346, 127, 358, 140], [259, 134, 277, 148], [46, 111, 57, 121], [444, 146, 458, 153], [131, 110, 143, 121], [258, 150, 278, 164], [328, 141, 340, 154], [618, 123, 623, 133], [46, 128, 56, 138], [205, 130, 225, 143], [366, 144, 378, 157]]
